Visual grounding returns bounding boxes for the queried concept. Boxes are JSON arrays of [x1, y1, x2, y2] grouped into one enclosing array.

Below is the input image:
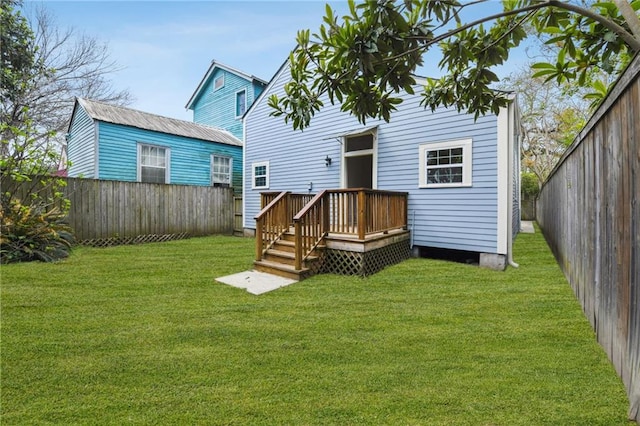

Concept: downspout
[[507, 98, 519, 268]]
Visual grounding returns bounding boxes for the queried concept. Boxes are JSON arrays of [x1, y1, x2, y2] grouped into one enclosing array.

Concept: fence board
[[538, 54, 640, 423], [3, 178, 236, 245]]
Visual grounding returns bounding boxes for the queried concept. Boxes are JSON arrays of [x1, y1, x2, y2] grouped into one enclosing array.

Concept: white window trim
[[137, 143, 170, 184], [213, 75, 224, 91], [235, 89, 247, 118], [418, 139, 472, 188], [340, 129, 378, 189], [211, 155, 232, 186], [252, 161, 269, 190]]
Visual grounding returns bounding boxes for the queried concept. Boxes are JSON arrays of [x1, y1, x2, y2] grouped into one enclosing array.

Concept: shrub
[[1, 112, 74, 264], [521, 172, 540, 197], [0, 199, 75, 263]]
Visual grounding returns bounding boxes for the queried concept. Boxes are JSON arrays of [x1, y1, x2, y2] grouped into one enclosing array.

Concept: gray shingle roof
[[77, 98, 242, 147]]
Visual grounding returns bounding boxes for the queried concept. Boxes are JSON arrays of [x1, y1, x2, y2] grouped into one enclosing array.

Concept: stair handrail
[[254, 190, 290, 260], [292, 190, 328, 270]]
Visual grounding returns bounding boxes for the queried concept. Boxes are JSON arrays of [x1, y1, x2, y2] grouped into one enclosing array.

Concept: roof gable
[[74, 98, 242, 147], [185, 60, 268, 110]]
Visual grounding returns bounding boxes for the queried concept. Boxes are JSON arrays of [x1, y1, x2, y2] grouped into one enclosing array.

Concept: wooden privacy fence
[[5, 177, 236, 246], [537, 54, 639, 422]]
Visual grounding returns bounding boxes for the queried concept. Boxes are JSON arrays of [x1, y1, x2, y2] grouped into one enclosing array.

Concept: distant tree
[[1, 2, 133, 156], [500, 65, 590, 186], [269, 0, 640, 130], [521, 172, 540, 203]]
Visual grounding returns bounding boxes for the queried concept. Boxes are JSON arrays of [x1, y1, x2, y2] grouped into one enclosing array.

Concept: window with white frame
[[419, 139, 472, 188], [235, 89, 246, 117], [138, 144, 169, 184], [214, 75, 224, 91], [211, 155, 232, 186], [252, 161, 269, 189]]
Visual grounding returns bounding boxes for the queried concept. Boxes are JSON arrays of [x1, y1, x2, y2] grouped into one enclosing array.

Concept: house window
[[211, 155, 232, 186], [252, 161, 269, 189], [236, 89, 247, 117], [214, 75, 224, 91], [138, 144, 169, 184], [419, 139, 472, 188]]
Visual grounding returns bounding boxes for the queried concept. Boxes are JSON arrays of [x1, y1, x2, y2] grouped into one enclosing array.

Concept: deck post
[[322, 193, 329, 235], [255, 220, 263, 260], [294, 221, 302, 270], [283, 193, 289, 227], [358, 189, 366, 240], [403, 194, 408, 230]]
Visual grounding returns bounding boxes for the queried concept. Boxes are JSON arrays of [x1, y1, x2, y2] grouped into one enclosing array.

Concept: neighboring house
[[66, 98, 243, 194], [244, 60, 520, 277], [185, 60, 268, 140]]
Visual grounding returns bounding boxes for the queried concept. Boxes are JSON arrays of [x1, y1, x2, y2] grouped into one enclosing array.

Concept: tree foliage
[[1, 1, 133, 155], [269, 0, 640, 130], [2, 0, 131, 262], [501, 65, 590, 186], [521, 171, 540, 196]]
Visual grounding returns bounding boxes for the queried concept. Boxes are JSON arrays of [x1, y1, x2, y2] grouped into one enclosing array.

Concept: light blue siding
[[67, 104, 96, 178], [191, 68, 264, 140], [512, 129, 521, 241], [245, 62, 508, 254], [97, 122, 242, 194]]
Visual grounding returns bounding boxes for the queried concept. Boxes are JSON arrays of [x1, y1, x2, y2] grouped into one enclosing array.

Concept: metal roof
[[76, 98, 242, 147]]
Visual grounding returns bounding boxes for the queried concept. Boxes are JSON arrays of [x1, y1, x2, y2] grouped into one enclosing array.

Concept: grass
[[1, 229, 631, 425]]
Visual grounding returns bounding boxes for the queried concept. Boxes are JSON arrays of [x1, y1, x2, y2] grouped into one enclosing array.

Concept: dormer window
[[214, 75, 224, 91]]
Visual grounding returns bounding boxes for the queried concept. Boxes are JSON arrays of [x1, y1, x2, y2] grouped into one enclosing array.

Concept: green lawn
[[1, 228, 631, 425]]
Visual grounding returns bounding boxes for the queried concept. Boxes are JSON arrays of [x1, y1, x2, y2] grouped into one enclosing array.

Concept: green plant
[[1, 114, 73, 263], [521, 171, 540, 197], [269, 0, 639, 130], [0, 198, 74, 263]]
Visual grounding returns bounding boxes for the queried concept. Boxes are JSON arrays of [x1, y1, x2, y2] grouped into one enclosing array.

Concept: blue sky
[[29, 1, 533, 121]]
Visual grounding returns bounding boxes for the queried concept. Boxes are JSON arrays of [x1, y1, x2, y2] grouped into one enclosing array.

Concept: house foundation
[[479, 253, 507, 271]]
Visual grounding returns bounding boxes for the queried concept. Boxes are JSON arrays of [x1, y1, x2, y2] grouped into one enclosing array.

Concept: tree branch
[[612, 0, 640, 41], [549, 0, 640, 52]]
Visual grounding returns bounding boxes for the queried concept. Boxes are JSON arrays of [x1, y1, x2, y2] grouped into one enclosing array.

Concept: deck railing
[[255, 191, 289, 260], [260, 192, 314, 222], [255, 192, 316, 260], [292, 190, 329, 270], [327, 189, 408, 239], [256, 188, 408, 266]]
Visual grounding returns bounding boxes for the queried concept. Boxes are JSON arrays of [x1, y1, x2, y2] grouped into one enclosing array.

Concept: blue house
[[67, 98, 243, 194], [185, 60, 268, 140], [244, 60, 520, 278]]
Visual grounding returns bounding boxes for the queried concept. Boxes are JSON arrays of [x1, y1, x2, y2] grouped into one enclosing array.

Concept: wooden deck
[[254, 189, 410, 279]]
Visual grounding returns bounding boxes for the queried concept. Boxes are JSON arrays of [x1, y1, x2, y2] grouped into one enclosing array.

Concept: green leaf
[[540, 26, 562, 34], [531, 69, 557, 78]]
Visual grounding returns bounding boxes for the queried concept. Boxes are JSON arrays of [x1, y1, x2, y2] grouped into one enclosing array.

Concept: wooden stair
[[254, 229, 324, 280]]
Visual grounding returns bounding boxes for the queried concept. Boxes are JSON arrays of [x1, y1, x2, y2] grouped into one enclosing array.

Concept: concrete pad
[[521, 221, 535, 233], [216, 270, 298, 295]]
